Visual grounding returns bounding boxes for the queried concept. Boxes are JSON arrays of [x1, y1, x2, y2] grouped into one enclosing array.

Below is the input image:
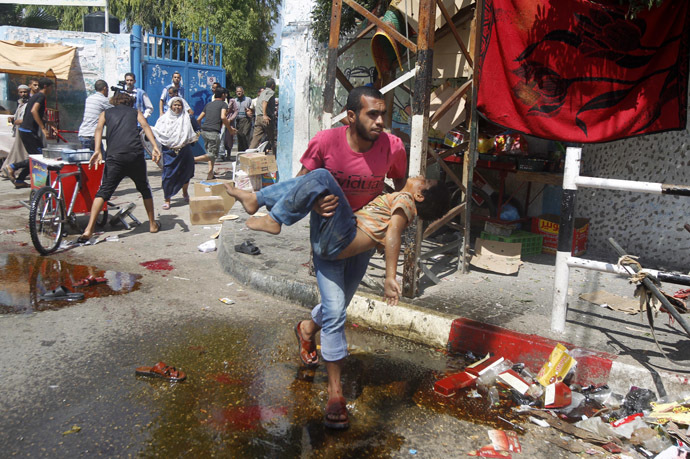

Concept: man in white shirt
[[78, 80, 113, 151], [159, 71, 184, 116], [125, 73, 153, 118]]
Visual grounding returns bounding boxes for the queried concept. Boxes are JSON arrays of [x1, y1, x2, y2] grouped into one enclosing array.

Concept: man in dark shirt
[[79, 91, 161, 242], [3, 77, 55, 188], [195, 88, 235, 180]]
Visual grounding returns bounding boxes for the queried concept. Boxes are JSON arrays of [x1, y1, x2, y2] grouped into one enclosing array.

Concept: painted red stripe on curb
[[447, 318, 615, 386]]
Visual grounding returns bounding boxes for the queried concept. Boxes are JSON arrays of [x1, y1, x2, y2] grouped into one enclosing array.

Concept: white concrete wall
[[276, 0, 323, 179], [0, 26, 131, 131]]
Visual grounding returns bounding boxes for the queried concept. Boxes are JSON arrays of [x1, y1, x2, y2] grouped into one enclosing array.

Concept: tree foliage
[[22, 0, 280, 93]]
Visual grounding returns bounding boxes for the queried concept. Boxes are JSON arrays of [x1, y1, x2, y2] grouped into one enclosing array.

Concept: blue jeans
[[255, 168, 373, 361], [255, 168, 358, 259]]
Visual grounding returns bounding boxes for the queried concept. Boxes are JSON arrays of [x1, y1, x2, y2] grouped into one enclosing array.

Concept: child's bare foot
[[246, 215, 281, 234], [224, 182, 259, 214]]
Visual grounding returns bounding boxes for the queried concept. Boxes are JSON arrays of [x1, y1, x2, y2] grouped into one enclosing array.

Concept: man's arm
[[296, 165, 339, 216], [142, 92, 153, 118], [31, 100, 52, 137], [220, 108, 237, 134], [89, 112, 107, 170], [383, 209, 408, 305], [261, 100, 269, 123], [392, 177, 406, 191], [159, 98, 165, 116], [197, 111, 206, 124], [138, 111, 161, 164]]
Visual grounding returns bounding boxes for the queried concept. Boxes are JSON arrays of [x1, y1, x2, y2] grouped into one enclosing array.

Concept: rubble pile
[[434, 344, 690, 458]]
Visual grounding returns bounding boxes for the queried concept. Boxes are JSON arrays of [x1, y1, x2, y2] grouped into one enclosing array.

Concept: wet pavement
[[0, 252, 140, 314], [0, 312, 579, 457]]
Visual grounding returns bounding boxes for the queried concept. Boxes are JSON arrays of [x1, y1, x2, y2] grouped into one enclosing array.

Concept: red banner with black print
[[476, 0, 689, 143]]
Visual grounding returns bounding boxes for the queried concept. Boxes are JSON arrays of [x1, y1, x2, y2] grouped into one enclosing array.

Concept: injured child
[[225, 168, 449, 305]]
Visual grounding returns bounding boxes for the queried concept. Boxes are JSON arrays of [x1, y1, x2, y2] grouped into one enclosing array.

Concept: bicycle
[[29, 162, 107, 255]]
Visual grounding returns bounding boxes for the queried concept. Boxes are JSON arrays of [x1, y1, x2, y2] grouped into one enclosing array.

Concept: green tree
[[23, 0, 280, 93]]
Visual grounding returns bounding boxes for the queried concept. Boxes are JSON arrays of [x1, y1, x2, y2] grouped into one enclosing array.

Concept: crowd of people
[[1, 73, 278, 201]]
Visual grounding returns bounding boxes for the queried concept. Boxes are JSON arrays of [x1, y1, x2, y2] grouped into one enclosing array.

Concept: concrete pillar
[[277, 0, 319, 179]]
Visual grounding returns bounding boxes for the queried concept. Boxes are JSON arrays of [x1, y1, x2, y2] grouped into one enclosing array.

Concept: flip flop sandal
[[40, 285, 85, 301], [294, 321, 319, 368], [234, 240, 260, 255], [135, 361, 186, 382], [76, 235, 91, 244], [74, 275, 108, 288], [161, 202, 171, 210], [324, 397, 349, 430], [150, 221, 161, 233]]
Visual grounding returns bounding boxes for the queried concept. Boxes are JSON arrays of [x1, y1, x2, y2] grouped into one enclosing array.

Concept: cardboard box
[[194, 180, 235, 211], [531, 214, 589, 256], [189, 196, 226, 225], [239, 153, 277, 175]]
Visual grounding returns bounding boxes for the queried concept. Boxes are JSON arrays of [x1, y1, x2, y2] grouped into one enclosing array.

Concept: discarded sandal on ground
[[40, 285, 85, 301], [294, 321, 319, 368], [135, 361, 186, 382], [74, 275, 107, 288], [324, 397, 349, 430], [234, 240, 260, 255]]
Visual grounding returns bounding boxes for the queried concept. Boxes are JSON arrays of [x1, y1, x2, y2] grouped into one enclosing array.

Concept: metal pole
[[550, 146, 580, 333], [402, 0, 435, 298], [104, 0, 110, 33], [322, 0, 342, 129], [608, 238, 690, 336], [463, 0, 484, 273]]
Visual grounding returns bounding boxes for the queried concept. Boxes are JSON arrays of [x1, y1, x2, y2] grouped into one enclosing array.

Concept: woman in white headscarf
[[152, 97, 197, 209]]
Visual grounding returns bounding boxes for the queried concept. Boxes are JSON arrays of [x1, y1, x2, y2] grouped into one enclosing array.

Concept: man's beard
[[354, 115, 380, 142]]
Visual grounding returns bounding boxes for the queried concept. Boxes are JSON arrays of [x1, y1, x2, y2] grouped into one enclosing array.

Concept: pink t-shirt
[[300, 126, 408, 211]]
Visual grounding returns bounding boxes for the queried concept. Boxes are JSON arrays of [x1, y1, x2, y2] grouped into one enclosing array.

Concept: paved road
[[0, 165, 584, 457]]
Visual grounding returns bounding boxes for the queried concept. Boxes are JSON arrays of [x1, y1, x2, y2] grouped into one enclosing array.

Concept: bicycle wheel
[[29, 186, 65, 255]]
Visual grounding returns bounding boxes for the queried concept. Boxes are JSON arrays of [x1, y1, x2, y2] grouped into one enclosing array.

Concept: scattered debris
[[198, 240, 217, 252], [219, 298, 235, 305], [580, 291, 640, 314], [62, 425, 81, 435]]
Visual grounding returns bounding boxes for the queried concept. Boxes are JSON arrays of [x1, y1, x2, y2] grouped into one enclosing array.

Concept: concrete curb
[[218, 232, 690, 397]]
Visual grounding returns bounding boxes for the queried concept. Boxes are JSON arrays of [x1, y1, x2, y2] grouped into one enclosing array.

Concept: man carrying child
[[227, 86, 448, 430]]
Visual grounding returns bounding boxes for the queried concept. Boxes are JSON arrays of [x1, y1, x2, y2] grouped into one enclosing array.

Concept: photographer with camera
[[124, 73, 153, 118], [78, 80, 113, 151]]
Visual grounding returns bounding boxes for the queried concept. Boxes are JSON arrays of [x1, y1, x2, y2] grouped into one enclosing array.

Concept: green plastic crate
[[480, 230, 543, 256]]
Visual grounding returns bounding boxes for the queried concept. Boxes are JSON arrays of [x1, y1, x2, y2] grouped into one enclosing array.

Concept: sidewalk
[[217, 207, 690, 398]]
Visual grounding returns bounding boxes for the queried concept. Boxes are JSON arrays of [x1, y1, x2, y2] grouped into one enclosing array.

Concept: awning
[[0, 40, 76, 80]]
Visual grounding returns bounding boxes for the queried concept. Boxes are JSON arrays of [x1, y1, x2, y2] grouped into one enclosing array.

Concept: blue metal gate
[[140, 22, 225, 125]]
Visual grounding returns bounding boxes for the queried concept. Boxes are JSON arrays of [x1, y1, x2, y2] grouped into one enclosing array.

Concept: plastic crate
[[480, 230, 543, 256]]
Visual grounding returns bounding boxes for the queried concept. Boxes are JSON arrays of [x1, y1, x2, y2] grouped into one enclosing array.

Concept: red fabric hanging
[[476, 0, 689, 143]]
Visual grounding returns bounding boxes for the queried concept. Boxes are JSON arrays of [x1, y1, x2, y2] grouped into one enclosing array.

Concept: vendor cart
[[27, 153, 107, 254]]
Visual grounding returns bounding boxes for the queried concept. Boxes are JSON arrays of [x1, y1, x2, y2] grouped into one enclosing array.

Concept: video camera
[[110, 80, 134, 95]]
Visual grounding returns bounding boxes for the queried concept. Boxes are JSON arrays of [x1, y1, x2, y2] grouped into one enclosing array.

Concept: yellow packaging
[[536, 344, 577, 386]]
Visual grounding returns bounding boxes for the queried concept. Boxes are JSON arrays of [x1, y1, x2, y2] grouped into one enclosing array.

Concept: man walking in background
[[233, 86, 252, 152], [249, 78, 276, 151], [195, 87, 236, 180], [78, 80, 112, 151], [125, 73, 153, 119], [4, 77, 56, 188], [159, 71, 184, 116]]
